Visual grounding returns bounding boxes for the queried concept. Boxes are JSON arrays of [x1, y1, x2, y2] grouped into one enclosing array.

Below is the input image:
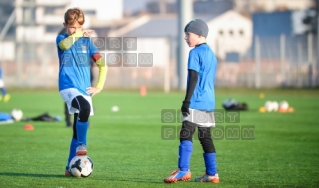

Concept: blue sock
[[178, 140, 193, 171], [76, 120, 88, 145], [67, 138, 78, 168], [203, 152, 217, 175]]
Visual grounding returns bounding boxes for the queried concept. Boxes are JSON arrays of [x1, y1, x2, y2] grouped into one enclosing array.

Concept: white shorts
[[0, 80, 4, 88], [182, 108, 215, 127], [59, 88, 94, 116]]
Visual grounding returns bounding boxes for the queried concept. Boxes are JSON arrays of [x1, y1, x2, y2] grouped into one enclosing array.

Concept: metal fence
[[0, 34, 317, 90], [216, 33, 318, 88], [1, 37, 173, 91]]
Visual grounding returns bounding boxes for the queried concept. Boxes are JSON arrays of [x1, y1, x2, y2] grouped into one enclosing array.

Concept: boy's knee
[[81, 101, 91, 113], [198, 127, 215, 153], [180, 121, 196, 142], [79, 101, 90, 121], [72, 96, 91, 122]]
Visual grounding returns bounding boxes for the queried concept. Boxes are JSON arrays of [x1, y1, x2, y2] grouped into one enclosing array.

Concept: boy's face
[[184, 32, 201, 47], [63, 21, 82, 35]]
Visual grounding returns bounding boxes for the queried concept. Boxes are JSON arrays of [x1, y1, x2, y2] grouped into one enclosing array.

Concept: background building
[[233, 0, 313, 13], [0, 0, 317, 89]]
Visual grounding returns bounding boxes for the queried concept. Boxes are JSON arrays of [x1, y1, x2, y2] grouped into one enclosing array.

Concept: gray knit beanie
[[184, 19, 209, 38]]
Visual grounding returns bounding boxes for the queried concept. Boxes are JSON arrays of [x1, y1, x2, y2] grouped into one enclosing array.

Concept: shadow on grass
[[95, 177, 163, 184], [0, 172, 163, 184], [0, 172, 65, 178]]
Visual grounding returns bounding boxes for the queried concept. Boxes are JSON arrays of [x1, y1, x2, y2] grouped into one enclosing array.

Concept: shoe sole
[[164, 174, 192, 183], [76, 151, 87, 155], [195, 178, 220, 183], [211, 178, 219, 183]]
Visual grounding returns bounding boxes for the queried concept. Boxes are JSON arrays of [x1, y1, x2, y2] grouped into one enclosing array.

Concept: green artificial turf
[[0, 88, 318, 188]]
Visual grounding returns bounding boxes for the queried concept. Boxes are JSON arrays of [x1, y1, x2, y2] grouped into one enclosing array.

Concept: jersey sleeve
[[187, 49, 200, 72], [56, 34, 66, 48], [56, 31, 83, 50], [88, 40, 99, 57]]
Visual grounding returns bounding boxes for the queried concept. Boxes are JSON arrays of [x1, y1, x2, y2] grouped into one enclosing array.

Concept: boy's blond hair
[[64, 8, 85, 25]]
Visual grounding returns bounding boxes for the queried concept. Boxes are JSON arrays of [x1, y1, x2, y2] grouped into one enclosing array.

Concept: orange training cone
[[140, 85, 147, 96], [287, 107, 294, 113], [24, 124, 34, 131]]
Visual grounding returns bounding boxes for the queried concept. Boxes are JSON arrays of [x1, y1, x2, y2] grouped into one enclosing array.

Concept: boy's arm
[[92, 52, 108, 90], [181, 49, 200, 116], [58, 30, 83, 50], [181, 70, 198, 116], [184, 70, 198, 102]]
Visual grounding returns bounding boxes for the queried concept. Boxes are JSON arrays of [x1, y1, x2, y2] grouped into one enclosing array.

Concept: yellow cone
[[3, 94, 10, 103], [259, 107, 266, 113]]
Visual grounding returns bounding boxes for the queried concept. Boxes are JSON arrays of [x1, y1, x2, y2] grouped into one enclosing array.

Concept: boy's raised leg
[[71, 96, 90, 155], [75, 120, 88, 155]]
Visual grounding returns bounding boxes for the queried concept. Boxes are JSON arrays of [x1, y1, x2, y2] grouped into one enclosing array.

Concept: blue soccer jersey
[[56, 34, 99, 96], [187, 43, 217, 111]]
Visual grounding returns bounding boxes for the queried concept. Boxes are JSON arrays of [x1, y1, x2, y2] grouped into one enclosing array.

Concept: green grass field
[[0, 88, 318, 188]]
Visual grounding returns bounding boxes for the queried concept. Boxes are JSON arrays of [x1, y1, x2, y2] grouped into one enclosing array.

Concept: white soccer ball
[[11, 109, 23, 121], [264, 101, 273, 112], [264, 101, 279, 112], [69, 155, 93, 177], [272, 101, 279, 112], [279, 101, 289, 111], [111, 106, 119, 112]]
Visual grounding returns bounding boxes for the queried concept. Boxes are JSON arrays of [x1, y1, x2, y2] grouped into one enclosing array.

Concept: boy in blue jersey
[[0, 68, 10, 103], [58, 27, 96, 128], [56, 8, 107, 176], [164, 19, 219, 183]]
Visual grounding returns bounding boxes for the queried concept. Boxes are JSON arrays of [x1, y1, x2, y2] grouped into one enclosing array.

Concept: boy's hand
[[181, 101, 190, 116], [86, 87, 101, 97], [83, 29, 95, 37]]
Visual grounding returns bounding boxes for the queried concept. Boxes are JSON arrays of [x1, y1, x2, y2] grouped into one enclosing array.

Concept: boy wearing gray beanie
[[164, 19, 219, 183]]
